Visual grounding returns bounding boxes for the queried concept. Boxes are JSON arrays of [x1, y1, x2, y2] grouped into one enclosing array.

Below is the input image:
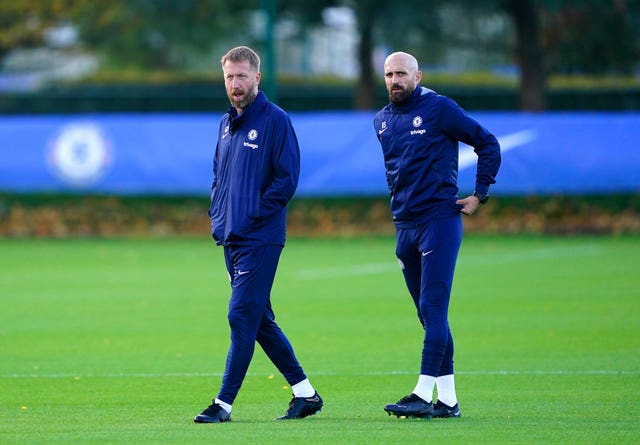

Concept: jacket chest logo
[[243, 129, 260, 149], [410, 115, 425, 135]]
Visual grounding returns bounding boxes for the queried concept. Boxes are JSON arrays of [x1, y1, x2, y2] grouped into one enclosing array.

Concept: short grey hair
[[220, 46, 261, 72]]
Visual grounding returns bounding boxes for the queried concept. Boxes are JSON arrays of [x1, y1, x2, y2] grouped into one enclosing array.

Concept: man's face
[[384, 54, 422, 104], [223, 59, 260, 109]]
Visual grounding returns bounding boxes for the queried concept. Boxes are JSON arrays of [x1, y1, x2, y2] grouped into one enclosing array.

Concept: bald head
[[383, 52, 422, 104], [384, 52, 419, 73]]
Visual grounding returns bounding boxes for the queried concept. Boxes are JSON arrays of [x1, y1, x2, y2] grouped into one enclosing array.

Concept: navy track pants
[[217, 244, 306, 405], [395, 215, 463, 377]]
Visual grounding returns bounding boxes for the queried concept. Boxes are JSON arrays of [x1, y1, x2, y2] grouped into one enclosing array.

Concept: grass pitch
[[1, 235, 638, 444]]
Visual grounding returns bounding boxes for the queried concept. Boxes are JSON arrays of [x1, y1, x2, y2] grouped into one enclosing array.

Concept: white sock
[[435, 374, 457, 407], [291, 378, 315, 398], [412, 375, 436, 403], [214, 398, 232, 414]]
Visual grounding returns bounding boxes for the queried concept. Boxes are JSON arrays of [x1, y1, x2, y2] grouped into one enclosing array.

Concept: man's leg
[[435, 327, 462, 417], [394, 227, 423, 324], [385, 227, 436, 418], [254, 246, 323, 420], [417, 216, 462, 418], [418, 215, 462, 377], [384, 217, 462, 419], [217, 245, 280, 405], [256, 302, 307, 387], [196, 245, 272, 423]]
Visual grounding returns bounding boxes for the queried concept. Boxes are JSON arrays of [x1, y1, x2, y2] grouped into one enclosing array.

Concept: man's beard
[[229, 87, 257, 109], [388, 85, 412, 104]]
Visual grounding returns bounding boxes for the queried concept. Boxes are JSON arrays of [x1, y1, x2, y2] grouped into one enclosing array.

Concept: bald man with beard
[[374, 51, 501, 419]]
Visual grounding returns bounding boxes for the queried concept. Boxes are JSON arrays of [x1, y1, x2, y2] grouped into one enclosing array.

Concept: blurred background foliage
[[1, 193, 639, 238], [1, 0, 639, 111]]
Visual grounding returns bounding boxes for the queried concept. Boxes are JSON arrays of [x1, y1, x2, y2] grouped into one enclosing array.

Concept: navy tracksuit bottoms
[[395, 214, 463, 377], [217, 244, 306, 405]]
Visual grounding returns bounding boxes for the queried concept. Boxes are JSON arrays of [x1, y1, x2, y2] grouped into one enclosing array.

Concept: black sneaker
[[194, 403, 231, 423], [384, 393, 434, 419], [275, 391, 323, 420], [433, 400, 461, 418]]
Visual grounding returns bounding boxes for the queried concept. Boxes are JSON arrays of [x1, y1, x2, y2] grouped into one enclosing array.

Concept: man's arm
[[259, 114, 301, 218], [439, 97, 501, 209]]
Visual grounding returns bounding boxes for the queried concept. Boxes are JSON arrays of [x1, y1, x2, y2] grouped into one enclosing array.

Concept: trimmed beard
[[229, 87, 257, 110], [388, 86, 412, 104]]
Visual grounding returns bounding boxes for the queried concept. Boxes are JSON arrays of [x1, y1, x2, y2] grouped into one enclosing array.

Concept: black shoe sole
[[193, 415, 231, 423], [433, 412, 461, 418], [433, 403, 461, 418], [384, 408, 433, 419], [275, 406, 323, 420]]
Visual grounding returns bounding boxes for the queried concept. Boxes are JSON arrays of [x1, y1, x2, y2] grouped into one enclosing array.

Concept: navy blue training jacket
[[373, 86, 501, 228], [208, 92, 300, 246]]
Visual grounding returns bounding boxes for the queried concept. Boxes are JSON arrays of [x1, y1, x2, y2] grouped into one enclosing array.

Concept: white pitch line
[[295, 245, 601, 280], [2, 369, 638, 379]]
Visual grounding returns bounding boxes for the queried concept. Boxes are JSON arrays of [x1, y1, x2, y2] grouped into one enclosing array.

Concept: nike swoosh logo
[[422, 250, 433, 256], [458, 129, 537, 170], [378, 127, 387, 135], [305, 396, 320, 402], [237, 270, 250, 275]]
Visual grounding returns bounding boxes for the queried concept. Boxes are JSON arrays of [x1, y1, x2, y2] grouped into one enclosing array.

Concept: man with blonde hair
[[194, 46, 322, 424]]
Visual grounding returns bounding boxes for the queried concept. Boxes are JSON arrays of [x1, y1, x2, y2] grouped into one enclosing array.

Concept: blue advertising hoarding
[[0, 111, 638, 197]]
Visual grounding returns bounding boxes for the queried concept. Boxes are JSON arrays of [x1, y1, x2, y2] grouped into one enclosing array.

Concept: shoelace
[[397, 394, 422, 404]]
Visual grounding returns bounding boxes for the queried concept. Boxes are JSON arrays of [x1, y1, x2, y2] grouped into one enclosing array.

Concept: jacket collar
[[228, 91, 268, 128]]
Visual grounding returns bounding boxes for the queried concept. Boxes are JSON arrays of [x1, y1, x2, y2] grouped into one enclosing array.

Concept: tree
[[352, 2, 380, 109], [541, 0, 640, 75], [0, 0, 86, 61], [504, 0, 546, 110], [347, 0, 639, 110], [74, 0, 255, 70], [2, 0, 637, 111], [361, 0, 547, 110], [0, 0, 258, 71]]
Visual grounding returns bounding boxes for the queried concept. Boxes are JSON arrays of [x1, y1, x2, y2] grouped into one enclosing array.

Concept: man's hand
[[456, 195, 482, 216]]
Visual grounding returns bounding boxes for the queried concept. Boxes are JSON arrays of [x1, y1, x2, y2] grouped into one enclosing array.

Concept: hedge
[[1, 194, 638, 238]]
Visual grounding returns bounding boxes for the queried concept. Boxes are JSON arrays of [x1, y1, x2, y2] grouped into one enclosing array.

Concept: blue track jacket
[[374, 86, 501, 227], [208, 92, 300, 246]]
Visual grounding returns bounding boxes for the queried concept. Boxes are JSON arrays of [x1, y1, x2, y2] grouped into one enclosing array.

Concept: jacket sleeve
[[259, 113, 300, 218], [210, 143, 218, 202], [210, 119, 226, 203], [439, 97, 501, 195]]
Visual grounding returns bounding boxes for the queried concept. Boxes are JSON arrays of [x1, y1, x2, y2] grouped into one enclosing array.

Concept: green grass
[[1, 235, 638, 444]]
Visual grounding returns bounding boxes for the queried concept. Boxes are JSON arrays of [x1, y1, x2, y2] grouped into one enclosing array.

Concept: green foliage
[[540, 0, 640, 75], [0, 0, 86, 56], [0, 0, 260, 69], [277, 0, 339, 24], [73, 0, 255, 70], [1, 0, 639, 111], [1, 235, 639, 443]]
